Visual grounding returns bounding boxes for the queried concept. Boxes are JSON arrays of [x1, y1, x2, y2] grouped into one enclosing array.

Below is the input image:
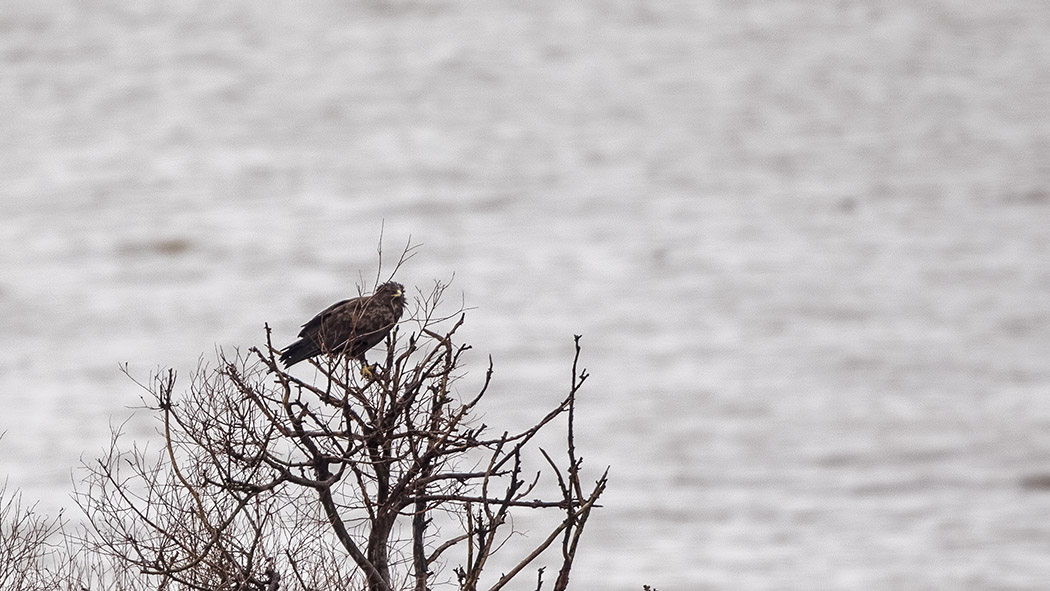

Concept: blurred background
[[3, 1, 1050, 589]]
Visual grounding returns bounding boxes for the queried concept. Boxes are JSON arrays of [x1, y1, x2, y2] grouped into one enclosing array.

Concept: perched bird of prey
[[280, 281, 406, 368]]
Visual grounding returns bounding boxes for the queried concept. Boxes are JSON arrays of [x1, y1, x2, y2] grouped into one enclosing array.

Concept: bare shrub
[[0, 480, 68, 590], [75, 281, 606, 591]]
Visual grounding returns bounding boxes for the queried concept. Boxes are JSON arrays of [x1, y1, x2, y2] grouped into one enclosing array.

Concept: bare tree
[[76, 281, 607, 591]]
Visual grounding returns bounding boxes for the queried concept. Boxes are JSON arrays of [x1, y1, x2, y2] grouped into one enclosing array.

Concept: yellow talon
[[360, 363, 379, 380]]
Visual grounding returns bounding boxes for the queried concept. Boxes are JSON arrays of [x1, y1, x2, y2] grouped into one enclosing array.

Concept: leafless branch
[[67, 269, 606, 591]]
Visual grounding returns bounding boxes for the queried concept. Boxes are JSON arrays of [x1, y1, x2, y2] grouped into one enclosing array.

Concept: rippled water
[[2, 2, 1050, 589]]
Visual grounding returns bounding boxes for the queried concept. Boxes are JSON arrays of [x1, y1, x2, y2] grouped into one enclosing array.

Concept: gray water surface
[[2, 2, 1050, 589]]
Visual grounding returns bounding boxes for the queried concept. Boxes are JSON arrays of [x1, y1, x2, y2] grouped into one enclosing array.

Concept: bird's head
[[377, 281, 406, 308]]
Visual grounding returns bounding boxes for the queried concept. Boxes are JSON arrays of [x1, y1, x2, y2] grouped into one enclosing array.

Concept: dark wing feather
[[279, 296, 361, 367], [340, 300, 399, 358], [298, 297, 355, 338], [280, 288, 403, 368]]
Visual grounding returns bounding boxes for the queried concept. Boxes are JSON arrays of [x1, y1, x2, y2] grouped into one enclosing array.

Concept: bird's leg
[[358, 355, 380, 380]]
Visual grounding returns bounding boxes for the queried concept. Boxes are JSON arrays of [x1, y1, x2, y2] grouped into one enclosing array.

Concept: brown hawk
[[280, 281, 406, 368]]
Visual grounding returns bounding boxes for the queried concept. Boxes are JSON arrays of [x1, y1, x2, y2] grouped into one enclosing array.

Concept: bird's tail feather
[[279, 339, 315, 368]]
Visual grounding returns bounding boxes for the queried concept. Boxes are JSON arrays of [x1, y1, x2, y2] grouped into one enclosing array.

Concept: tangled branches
[[77, 284, 606, 591]]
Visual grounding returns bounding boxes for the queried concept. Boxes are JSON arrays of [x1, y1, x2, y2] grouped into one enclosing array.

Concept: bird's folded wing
[[298, 297, 356, 337]]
